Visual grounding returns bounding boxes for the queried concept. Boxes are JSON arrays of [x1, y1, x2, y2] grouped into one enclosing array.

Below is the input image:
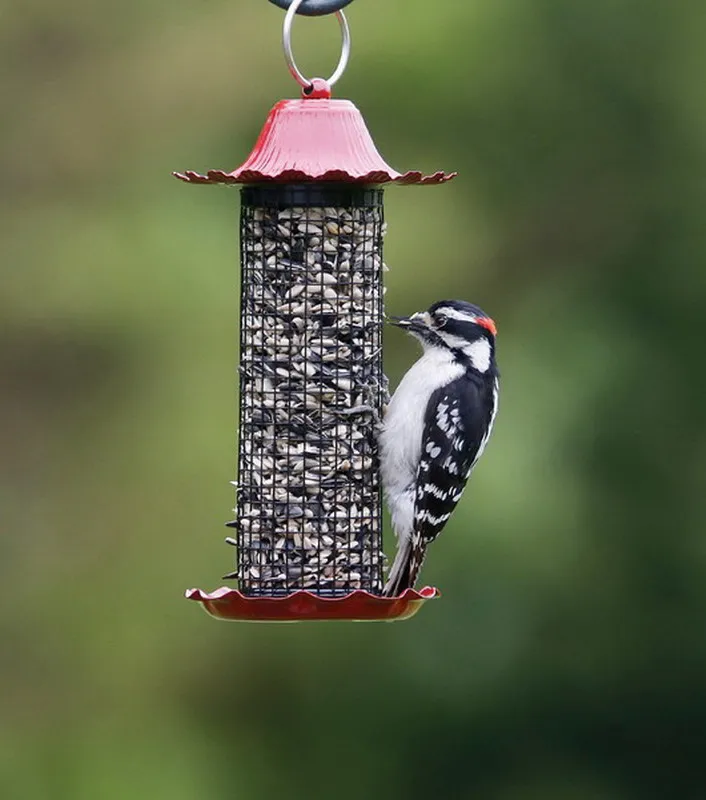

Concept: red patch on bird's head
[[477, 317, 497, 336]]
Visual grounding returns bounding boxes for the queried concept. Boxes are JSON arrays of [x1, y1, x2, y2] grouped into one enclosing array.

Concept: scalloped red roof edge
[[173, 169, 457, 185]]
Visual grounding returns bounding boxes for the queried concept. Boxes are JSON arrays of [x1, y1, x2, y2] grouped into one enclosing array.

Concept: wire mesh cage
[[233, 185, 386, 596]]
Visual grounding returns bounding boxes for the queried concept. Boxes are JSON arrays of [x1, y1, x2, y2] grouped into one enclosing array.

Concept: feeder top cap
[[175, 93, 456, 186]]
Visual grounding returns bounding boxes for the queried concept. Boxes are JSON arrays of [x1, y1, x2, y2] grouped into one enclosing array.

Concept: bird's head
[[388, 300, 497, 373]]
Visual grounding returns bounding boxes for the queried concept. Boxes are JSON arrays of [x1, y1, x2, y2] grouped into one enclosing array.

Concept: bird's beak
[[387, 312, 430, 333]]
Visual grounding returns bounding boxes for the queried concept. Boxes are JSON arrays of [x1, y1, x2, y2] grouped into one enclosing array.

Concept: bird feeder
[[183, 0, 453, 622]]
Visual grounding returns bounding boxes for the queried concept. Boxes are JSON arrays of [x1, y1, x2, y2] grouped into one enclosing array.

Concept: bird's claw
[[332, 372, 389, 427]]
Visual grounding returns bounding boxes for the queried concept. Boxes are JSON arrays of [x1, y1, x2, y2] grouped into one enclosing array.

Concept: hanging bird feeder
[[182, 0, 454, 622]]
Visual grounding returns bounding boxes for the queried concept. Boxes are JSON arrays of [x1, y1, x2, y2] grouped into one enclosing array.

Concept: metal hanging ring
[[269, 0, 355, 17], [282, 0, 351, 90]]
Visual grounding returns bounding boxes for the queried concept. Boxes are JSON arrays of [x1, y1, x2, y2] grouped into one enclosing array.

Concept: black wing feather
[[413, 374, 495, 544]]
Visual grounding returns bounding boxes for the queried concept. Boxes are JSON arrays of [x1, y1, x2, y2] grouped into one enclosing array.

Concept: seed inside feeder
[[233, 187, 387, 596]]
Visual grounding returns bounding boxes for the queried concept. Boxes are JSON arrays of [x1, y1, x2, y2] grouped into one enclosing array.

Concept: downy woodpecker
[[380, 300, 499, 596]]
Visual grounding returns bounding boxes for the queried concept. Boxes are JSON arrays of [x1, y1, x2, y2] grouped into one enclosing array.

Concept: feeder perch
[[181, 0, 453, 622]]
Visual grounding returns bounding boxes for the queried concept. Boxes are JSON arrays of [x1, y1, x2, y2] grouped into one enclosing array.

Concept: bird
[[379, 299, 499, 596]]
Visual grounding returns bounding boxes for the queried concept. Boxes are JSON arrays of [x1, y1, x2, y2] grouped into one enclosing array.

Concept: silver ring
[[282, 0, 351, 90]]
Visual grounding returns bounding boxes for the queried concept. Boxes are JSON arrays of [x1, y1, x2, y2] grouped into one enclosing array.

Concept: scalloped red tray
[[185, 586, 439, 622]]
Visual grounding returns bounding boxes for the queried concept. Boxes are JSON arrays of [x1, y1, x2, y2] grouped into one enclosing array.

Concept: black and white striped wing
[[413, 376, 497, 545]]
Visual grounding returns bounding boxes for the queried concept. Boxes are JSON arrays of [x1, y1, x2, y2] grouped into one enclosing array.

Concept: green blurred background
[[2, 0, 705, 797]]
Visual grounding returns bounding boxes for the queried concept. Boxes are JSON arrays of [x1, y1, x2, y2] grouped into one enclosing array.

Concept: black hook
[[268, 0, 356, 17]]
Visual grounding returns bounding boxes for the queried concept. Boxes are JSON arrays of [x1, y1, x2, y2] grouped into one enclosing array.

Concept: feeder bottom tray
[[185, 586, 439, 623]]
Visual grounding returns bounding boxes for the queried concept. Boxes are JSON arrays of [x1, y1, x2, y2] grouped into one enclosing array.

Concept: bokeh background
[[2, 0, 705, 797]]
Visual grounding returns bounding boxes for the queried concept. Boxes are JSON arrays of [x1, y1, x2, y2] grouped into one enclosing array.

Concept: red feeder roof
[[174, 81, 456, 186]]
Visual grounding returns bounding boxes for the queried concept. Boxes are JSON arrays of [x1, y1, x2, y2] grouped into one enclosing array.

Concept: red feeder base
[[185, 586, 439, 623]]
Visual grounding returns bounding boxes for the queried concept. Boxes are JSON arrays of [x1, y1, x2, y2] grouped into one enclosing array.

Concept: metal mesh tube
[[233, 184, 385, 596]]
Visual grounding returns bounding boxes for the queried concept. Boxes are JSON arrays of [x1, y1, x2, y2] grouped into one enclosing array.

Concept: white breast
[[379, 346, 465, 541]]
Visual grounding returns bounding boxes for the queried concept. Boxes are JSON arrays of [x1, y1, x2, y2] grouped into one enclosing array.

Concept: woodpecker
[[380, 300, 499, 596]]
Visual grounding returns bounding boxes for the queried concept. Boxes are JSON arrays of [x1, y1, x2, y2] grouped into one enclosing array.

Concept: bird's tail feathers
[[383, 536, 427, 597]]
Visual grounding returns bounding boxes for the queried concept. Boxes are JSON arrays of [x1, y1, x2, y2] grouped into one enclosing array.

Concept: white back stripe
[[438, 334, 492, 372], [464, 338, 492, 372]]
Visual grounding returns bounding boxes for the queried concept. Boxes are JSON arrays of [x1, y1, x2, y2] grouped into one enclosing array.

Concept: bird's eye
[[434, 313, 447, 328]]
